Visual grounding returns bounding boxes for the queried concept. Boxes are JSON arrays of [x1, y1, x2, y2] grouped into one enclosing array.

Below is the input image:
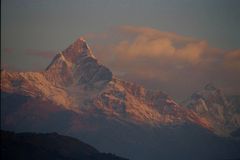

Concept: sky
[[1, 0, 240, 101]]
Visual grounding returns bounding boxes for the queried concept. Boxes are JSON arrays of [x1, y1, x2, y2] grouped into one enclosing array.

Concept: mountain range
[[1, 38, 240, 160], [183, 83, 240, 136]]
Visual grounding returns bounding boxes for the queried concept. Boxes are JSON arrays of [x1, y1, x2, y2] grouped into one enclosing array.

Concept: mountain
[[1, 37, 210, 127], [1, 130, 128, 160], [1, 38, 240, 160], [182, 83, 240, 136]]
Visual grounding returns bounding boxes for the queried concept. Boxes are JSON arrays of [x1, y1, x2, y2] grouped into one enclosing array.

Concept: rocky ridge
[[183, 83, 240, 136]]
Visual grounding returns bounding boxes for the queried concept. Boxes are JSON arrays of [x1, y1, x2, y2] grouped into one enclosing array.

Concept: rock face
[[183, 83, 240, 136]]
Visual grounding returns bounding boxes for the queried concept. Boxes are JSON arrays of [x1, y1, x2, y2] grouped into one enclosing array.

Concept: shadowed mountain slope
[[1, 130, 128, 160]]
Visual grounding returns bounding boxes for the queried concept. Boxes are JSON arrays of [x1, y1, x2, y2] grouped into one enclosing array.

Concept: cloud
[[85, 25, 240, 100], [89, 25, 212, 65], [224, 49, 240, 70], [114, 35, 175, 58], [117, 25, 195, 42], [176, 41, 208, 63]]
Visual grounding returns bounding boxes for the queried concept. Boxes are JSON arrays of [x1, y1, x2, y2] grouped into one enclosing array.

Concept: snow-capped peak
[[62, 37, 96, 63], [45, 52, 70, 71], [44, 37, 112, 86]]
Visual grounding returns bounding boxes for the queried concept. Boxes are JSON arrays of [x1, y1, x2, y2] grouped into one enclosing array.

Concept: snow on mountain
[[1, 38, 210, 128], [2, 38, 240, 160], [183, 83, 240, 136]]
